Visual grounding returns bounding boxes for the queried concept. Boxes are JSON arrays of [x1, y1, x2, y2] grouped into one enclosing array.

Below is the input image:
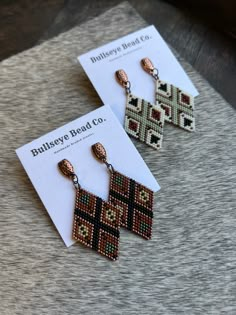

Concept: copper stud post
[[115, 69, 129, 88], [92, 142, 107, 162], [58, 159, 75, 178], [141, 57, 155, 74]]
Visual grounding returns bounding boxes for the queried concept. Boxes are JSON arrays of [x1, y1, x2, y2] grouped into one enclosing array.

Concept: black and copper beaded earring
[[141, 57, 195, 132], [92, 142, 154, 240], [58, 159, 121, 261], [115, 69, 165, 150]]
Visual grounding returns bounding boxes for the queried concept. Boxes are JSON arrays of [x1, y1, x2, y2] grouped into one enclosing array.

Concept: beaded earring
[[92, 142, 154, 240], [141, 58, 196, 131], [115, 69, 165, 150], [58, 159, 121, 260]]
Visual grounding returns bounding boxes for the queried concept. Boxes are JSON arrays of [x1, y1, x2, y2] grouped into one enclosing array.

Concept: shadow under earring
[[141, 57, 195, 132], [115, 69, 165, 150], [58, 159, 121, 261], [92, 142, 154, 240]]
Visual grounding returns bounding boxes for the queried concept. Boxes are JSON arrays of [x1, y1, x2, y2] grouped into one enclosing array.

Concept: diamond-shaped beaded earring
[[92, 142, 154, 240], [141, 58, 195, 131], [115, 69, 165, 150], [58, 159, 121, 260]]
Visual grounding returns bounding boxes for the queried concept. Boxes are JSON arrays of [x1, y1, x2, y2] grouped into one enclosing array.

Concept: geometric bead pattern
[[125, 93, 165, 150], [108, 171, 154, 240], [155, 79, 195, 132], [73, 188, 121, 260]]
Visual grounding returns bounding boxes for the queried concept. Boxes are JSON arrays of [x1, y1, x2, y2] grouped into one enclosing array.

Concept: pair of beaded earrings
[[58, 143, 154, 260], [116, 57, 195, 150]]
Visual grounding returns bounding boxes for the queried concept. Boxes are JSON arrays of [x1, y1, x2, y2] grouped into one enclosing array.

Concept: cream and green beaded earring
[[141, 57, 195, 132], [115, 69, 165, 150]]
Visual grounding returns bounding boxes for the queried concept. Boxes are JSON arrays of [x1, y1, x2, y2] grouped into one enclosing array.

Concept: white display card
[[79, 25, 199, 124], [16, 106, 160, 247]]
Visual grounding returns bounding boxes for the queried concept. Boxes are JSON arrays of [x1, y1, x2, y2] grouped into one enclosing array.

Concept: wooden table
[[0, 0, 235, 108]]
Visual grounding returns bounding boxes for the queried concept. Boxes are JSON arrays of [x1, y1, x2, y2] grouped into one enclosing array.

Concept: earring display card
[[78, 25, 199, 125], [16, 106, 160, 247]]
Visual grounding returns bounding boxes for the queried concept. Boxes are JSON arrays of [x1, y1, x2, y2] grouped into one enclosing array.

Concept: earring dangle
[[58, 159, 121, 260], [115, 69, 165, 150], [141, 58, 195, 132], [92, 142, 154, 240]]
